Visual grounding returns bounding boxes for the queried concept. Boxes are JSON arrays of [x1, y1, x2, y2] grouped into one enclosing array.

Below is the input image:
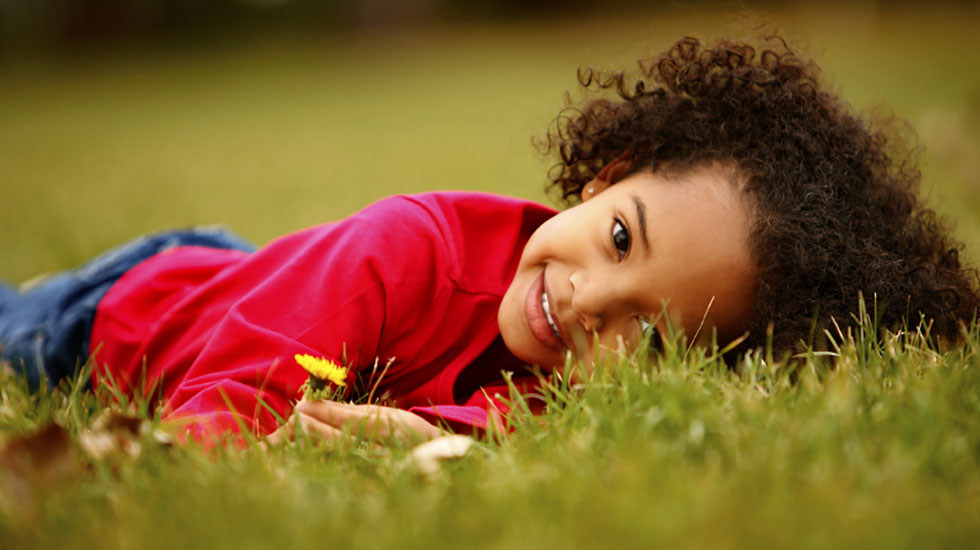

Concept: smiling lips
[[541, 289, 562, 342], [525, 271, 565, 350]]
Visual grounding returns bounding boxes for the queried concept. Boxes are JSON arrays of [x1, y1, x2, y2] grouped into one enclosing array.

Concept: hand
[[265, 400, 440, 447]]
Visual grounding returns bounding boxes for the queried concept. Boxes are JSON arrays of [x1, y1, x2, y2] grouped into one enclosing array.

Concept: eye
[[638, 317, 651, 334], [611, 219, 631, 260], [638, 317, 663, 351]]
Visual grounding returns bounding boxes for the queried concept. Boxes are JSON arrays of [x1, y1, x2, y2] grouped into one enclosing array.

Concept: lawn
[[1, 5, 979, 549]]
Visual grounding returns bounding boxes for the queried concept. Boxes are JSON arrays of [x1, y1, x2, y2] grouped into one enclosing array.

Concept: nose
[[568, 269, 643, 363], [569, 269, 618, 334]]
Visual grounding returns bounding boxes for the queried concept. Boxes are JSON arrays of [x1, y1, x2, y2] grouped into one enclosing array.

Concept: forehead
[[629, 164, 752, 242]]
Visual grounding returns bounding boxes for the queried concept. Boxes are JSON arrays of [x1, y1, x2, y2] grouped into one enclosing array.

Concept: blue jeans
[[0, 227, 255, 390]]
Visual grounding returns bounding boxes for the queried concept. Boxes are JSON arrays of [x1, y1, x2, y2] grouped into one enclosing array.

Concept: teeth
[[541, 289, 562, 342]]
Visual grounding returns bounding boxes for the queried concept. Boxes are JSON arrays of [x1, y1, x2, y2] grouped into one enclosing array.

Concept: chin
[[525, 347, 565, 372], [499, 326, 557, 370]]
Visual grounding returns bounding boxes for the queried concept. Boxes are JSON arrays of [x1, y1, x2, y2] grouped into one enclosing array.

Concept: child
[[2, 35, 978, 445]]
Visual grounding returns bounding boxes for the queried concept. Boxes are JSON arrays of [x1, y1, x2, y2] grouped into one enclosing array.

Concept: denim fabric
[[0, 227, 255, 390]]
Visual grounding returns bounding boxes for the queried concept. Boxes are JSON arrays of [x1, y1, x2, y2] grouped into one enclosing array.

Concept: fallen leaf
[[0, 423, 76, 481], [0, 423, 80, 520]]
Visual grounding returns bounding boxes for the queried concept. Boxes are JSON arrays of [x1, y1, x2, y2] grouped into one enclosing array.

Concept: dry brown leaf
[[0, 423, 77, 481], [0, 423, 80, 520]]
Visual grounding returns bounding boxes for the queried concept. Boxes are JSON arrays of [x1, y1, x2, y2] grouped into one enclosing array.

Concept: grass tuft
[[2, 317, 978, 549]]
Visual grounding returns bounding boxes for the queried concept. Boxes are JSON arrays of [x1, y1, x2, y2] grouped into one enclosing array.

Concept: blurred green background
[[1, 0, 979, 284]]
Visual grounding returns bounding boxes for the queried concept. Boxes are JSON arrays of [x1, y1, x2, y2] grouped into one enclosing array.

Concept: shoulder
[[352, 192, 555, 260], [387, 192, 556, 293], [263, 192, 555, 289], [403, 191, 556, 225], [356, 191, 554, 226], [379, 191, 556, 243]]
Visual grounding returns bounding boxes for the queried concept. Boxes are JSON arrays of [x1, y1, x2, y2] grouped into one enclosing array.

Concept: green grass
[[2, 5, 980, 549], [2, 319, 979, 549]]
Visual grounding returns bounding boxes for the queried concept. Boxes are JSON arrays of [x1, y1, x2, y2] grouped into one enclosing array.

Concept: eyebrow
[[630, 193, 651, 253]]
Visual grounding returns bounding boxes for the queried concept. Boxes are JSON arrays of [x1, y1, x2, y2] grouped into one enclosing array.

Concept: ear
[[580, 151, 632, 202]]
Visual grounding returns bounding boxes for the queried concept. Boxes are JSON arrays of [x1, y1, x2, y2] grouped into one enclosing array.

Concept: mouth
[[524, 271, 566, 351], [540, 287, 563, 343]]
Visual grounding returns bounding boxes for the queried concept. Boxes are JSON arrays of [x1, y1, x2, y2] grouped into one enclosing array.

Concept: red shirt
[[89, 192, 556, 442]]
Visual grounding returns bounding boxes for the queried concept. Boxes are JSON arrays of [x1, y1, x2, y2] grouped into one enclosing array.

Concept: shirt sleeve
[[161, 196, 454, 445]]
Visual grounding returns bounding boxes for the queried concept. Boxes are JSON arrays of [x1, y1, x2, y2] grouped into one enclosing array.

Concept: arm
[[161, 197, 452, 445], [264, 373, 547, 446]]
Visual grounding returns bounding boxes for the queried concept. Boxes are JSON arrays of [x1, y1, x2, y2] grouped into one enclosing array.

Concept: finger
[[264, 412, 303, 446], [295, 400, 354, 424], [297, 401, 438, 442], [297, 401, 386, 434], [264, 422, 292, 447], [296, 412, 345, 442], [389, 411, 441, 441], [313, 403, 393, 438], [355, 407, 439, 442]]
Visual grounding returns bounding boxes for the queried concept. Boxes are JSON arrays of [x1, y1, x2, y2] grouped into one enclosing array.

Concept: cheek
[[661, 273, 755, 342], [710, 275, 758, 341], [634, 261, 708, 337], [582, 333, 634, 367], [524, 217, 565, 254], [523, 206, 591, 258]]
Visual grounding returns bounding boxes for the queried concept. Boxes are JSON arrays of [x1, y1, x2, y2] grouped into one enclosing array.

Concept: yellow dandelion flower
[[295, 354, 348, 387]]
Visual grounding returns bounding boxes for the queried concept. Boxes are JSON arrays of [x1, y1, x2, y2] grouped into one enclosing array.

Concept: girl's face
[[498, 163, 757, 372]]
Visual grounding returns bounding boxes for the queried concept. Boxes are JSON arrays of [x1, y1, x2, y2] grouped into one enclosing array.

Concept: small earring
[[586, 186, 594, 195]]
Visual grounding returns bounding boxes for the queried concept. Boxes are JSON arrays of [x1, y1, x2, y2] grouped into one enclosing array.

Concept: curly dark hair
[[542, 35, 980, 354]]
